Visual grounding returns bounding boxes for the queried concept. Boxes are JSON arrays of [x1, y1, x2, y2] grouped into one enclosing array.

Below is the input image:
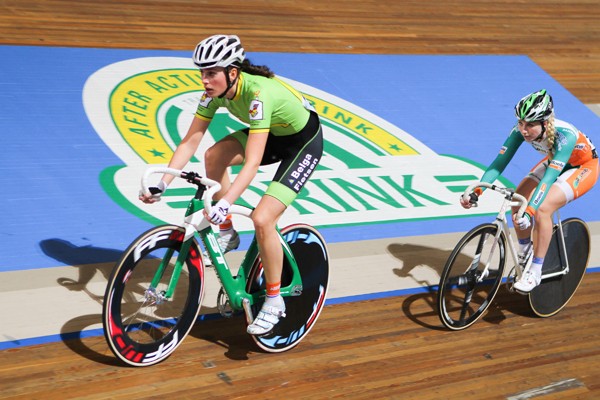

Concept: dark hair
[[239, 58, 274, 78]]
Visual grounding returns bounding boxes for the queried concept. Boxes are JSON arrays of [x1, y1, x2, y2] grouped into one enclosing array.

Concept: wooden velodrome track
[[1, 1, 600, 399]]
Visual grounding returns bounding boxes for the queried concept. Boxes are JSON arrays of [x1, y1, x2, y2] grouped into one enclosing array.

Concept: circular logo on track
[[84, 57, 506, 231]]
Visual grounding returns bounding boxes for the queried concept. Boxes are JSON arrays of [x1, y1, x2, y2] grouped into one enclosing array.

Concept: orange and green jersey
[[480, 118, 596, 212]]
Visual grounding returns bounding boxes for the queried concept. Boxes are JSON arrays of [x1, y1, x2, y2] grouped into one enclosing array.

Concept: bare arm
[[139, 117, 210, 204], [161, 117, 210, 185]]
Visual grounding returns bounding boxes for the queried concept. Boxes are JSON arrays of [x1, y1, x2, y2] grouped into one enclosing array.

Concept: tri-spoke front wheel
[[437, 223, 506, 330]]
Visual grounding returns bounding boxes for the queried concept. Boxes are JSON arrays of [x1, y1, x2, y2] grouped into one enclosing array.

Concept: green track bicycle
[[102, 167, 330, 366]]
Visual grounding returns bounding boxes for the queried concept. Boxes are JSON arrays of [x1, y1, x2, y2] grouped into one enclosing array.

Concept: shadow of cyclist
[[38, 238, 123, 363], [188, 313, 261, 361], [59, 314, 121, 366], [39, 238, 119, 295], [386, 242, 448, 282], [386, 241, 531, 329], [41, 239, 259, 362]]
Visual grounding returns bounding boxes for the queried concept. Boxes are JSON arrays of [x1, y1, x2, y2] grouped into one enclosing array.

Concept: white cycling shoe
[[513, 270, 541, 294], [247, 297, 286, 336]]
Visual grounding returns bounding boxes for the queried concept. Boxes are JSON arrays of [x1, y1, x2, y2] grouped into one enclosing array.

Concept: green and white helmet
[[514, 89, 554, 121]]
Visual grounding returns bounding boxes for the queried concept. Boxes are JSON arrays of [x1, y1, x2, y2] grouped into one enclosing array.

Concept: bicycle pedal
[[217, 288, 234, 318], [506, 268, 516, 292], [217, 304, 234, 318]]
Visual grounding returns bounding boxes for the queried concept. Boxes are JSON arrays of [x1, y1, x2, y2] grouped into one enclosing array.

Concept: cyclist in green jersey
[[139, 34, 324, 335], [460, 89, 598, 293]]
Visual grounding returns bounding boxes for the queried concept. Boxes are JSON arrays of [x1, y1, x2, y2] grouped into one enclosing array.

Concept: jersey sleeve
[[480, 128, 523, 186], [194, 92, 218, 122], [247, 89, 273, 134], [528, 128, 577, 212]]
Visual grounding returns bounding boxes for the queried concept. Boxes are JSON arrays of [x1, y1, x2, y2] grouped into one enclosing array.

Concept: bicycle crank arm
[[242, 298, 254, 325]]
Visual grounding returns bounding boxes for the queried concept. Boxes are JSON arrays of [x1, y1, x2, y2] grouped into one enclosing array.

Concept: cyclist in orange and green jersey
[[460, 89, 598, 293], [139, 34, 323, 335]]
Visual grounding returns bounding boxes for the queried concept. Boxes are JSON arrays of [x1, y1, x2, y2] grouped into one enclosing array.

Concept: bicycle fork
[[146, 239, 194, 302], [472, 222, 504, 283]]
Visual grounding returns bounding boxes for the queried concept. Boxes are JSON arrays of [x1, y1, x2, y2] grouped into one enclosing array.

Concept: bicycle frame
[[142, 167, 303, 315], [485, 198, 521, 281], [540, 209, 570, 279], [185, 196, 303, 311], [464, 182, 569, 283]]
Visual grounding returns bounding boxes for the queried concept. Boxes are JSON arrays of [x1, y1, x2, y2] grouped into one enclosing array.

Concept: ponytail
[[545, 114, 556, 158], [240, 58, 274, 78]]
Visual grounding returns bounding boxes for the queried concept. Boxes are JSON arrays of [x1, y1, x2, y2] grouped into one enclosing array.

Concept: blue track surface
[[1, 45, 599, 272]]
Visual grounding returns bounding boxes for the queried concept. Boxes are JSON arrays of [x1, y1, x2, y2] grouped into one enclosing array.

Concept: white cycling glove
[[141, 180, 167, 202], [208, 199, 231, 225], [516, 213, 532, 230]]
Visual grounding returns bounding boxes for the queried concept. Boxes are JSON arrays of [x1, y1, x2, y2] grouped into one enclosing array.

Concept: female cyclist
[[139, 34, 324, 335], [460, 89, 598, 293]]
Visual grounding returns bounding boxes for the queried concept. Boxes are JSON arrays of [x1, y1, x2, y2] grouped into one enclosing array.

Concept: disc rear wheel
[[246, 224, 329, 352], [529, 218, 589, 317]]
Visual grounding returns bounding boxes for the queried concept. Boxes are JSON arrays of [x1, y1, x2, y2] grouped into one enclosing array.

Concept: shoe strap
[[251, 308, 285, 328]]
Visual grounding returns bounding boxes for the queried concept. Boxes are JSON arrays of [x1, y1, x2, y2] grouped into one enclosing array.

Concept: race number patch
[[199, 92, 212, 108], [249, 99, 264, 120]]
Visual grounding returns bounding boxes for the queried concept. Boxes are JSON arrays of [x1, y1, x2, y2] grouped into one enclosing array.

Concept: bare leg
[[531, 185, 567, 259], [246, 194, 288, 335], [252, 195, 287, 285], [513, 180, 567, 293], [203, 136, 244, 199]]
